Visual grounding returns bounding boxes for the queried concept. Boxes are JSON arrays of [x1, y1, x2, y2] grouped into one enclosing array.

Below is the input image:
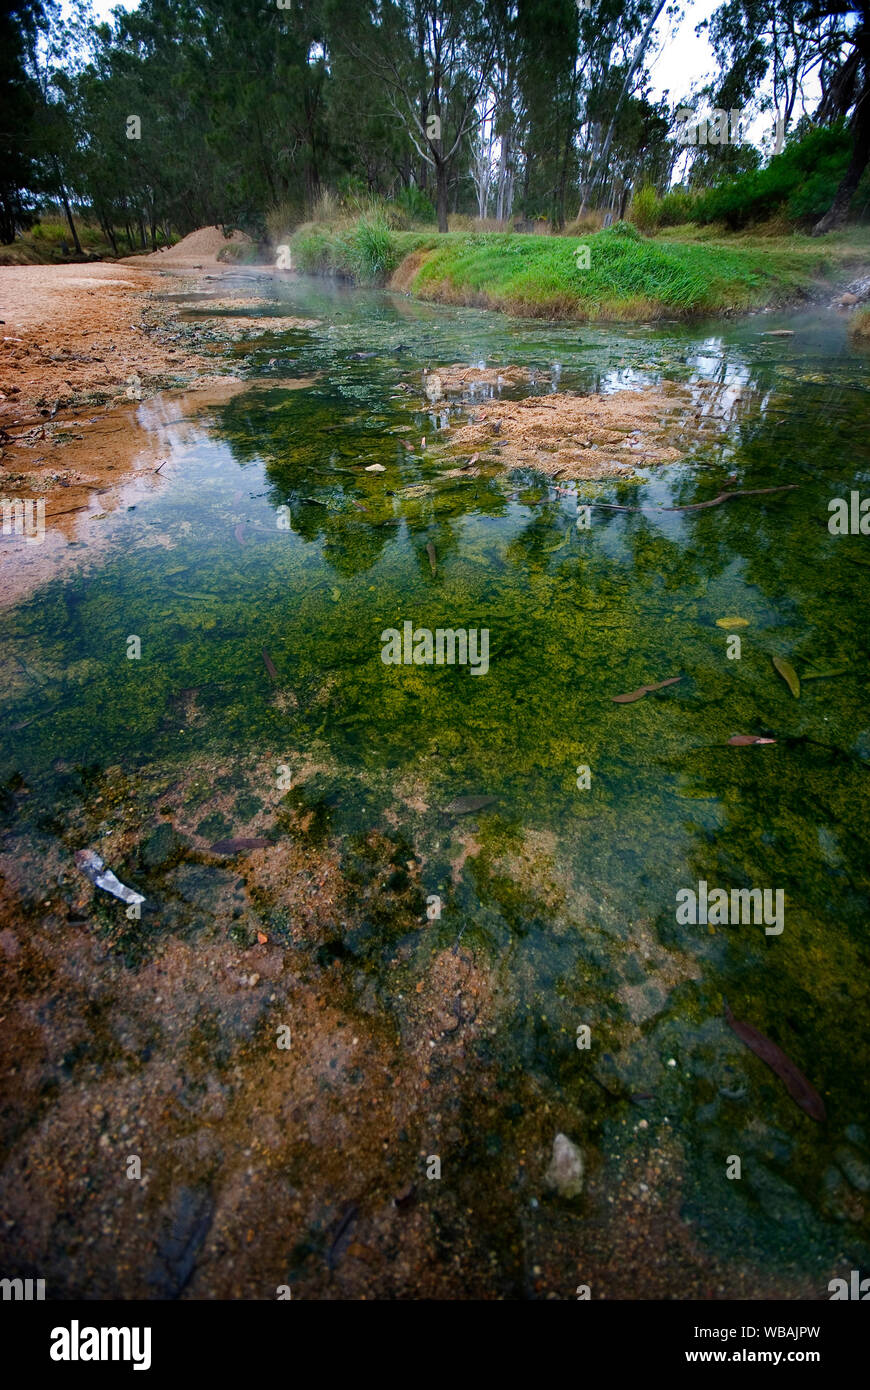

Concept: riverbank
[[290, 218, 870, 321]]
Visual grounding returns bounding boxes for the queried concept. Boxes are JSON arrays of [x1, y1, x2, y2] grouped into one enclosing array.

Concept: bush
[[291, 224, 335, 274], [607, 220, 643, 241], [693, 124, 852, 229], [346, 212, 398, 282], [394, 184, 437, 225], [658, 187, 697, 226], [629, 184, 660, 232]]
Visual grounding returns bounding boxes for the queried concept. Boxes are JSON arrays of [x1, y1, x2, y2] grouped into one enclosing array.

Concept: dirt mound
[[124, 225, 253, 266]]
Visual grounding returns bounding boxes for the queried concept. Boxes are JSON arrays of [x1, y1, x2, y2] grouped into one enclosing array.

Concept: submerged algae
[[0, 280, 869, 1294]]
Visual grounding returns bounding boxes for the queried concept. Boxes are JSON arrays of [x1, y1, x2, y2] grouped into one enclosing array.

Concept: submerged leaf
[[715, 616, 749, 628], [772, 655, 800, 698], [724, 999, 825, 1122], [612, 675, 682, 704], [728, 734, 776, 746]]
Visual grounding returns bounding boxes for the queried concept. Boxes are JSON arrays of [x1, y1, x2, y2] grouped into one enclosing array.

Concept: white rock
[[544, 1132, 584, 1197], [365, 463, 386, 472]]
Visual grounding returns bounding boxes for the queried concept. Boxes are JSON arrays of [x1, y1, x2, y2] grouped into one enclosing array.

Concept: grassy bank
[[289, 215, 870, 320]]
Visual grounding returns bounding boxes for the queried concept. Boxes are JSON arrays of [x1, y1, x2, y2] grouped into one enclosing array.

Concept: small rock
[[544, 1132, 584, 1198], [839, 292, 859, 306]]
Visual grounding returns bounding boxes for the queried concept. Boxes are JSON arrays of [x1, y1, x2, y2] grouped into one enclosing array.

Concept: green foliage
[[693, 125, 853, 229], [393, 184, 437, 225], [658, 187, 697, 227], [606, 220, 643, 241], [349, 212, 399, 281], [628, 185, 660, 232]]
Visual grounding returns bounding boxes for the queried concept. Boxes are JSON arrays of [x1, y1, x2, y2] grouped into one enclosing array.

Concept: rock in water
[[544, 1133, 584, 1197]]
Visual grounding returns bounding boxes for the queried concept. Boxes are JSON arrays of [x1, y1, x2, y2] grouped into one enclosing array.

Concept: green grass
[[292, 216, 864, 319]]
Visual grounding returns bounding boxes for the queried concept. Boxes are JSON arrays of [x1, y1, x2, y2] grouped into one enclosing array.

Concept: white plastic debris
[[74, 850, 145, 906]]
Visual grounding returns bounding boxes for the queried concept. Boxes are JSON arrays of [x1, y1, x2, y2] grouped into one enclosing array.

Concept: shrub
[[347, 211, 398, 282], [658, 187, 696, 226], [291, 224, 335, 274], [394, 184, 437, 225], [629, 184, 660, 232], [607, 220, 643, 241], [693, 124, 852, 229]]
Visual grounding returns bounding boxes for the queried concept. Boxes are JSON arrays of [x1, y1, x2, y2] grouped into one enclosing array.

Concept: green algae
[[1, 283, 869, 1284]]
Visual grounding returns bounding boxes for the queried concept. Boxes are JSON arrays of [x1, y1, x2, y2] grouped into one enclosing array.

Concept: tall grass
[[289, 211, 857, 317]]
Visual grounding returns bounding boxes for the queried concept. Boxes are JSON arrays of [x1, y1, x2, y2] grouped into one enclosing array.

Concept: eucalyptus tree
[[705, 0, 870, 230], [333, 0, 498, 230]]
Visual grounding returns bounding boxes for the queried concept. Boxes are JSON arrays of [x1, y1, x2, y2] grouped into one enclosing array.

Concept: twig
[[591, 484, 799, 513]]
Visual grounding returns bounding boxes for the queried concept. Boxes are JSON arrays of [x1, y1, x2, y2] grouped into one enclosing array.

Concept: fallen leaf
[[724, 999, 825, 1121], [728, 734, 776, 746], [715, 616, 749, 628], [257, 932, 268, 944], [612, 675, 682, 704], [772, 655, 800, 698]]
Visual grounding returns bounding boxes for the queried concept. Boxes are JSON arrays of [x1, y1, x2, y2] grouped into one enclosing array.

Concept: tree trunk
[[435, 159, 449, 232], [54, 166, 82, 255], [812, 74, 870, 234], [138, 215, 147, 249], [101, 215, 118, 256], [584, 0, 667, 212]]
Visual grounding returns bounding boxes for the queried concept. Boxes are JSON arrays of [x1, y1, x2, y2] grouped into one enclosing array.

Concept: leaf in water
[[772, 655, 800, 698], [612, 675, 682, 703], [426, 541, 437, 575], [715, 616, 749, 628], [724, 999, 825, 1122], [331, 587, 341, 601], [234, 523, 246, 546], [262, 647, 278, 681], [728, 734, 776, 745], [801, 669, 847, 681]]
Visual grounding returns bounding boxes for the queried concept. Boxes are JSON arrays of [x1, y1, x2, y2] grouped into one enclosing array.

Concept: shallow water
[[2, 275, 869, 1293]]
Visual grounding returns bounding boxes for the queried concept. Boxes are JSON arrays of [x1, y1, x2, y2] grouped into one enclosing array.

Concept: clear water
[[2, 275, 869, 1287]]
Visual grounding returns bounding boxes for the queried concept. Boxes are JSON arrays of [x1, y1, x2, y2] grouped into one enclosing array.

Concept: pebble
[[544, 1133, 584, 1198]]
